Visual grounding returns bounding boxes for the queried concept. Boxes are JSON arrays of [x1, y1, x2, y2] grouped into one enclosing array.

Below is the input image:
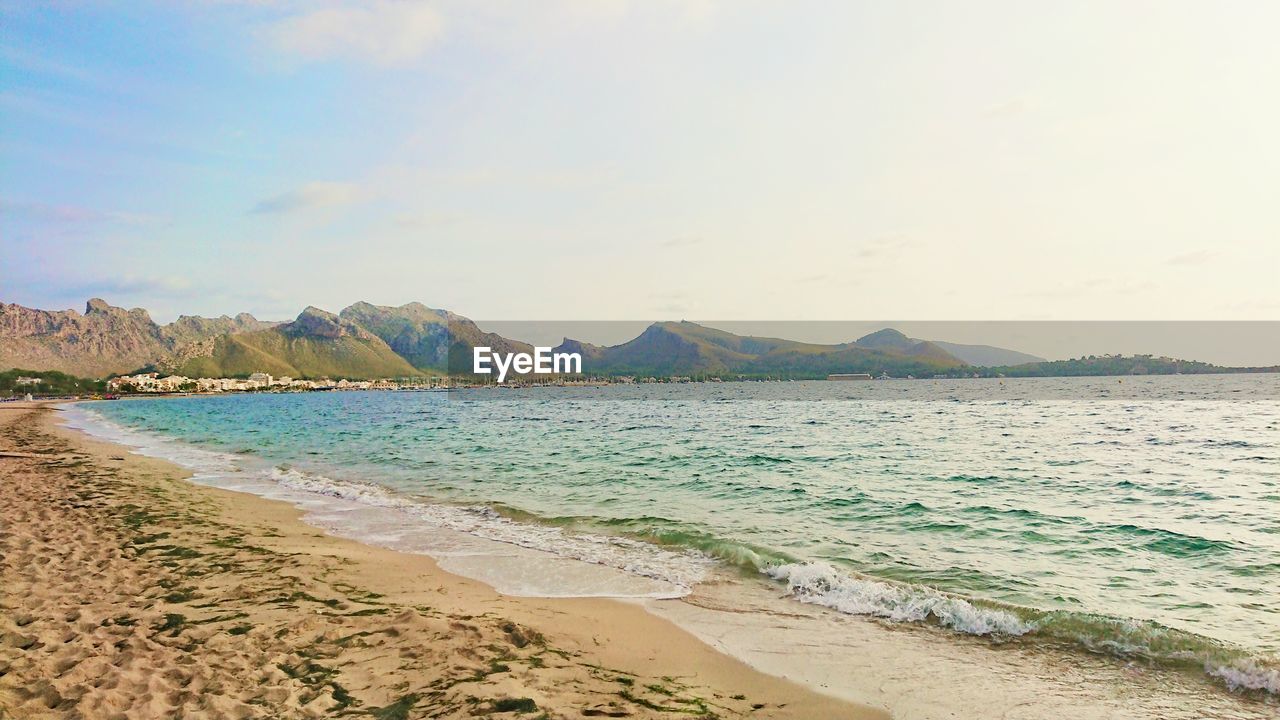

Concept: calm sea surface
[[71, 375, 1280, 697]]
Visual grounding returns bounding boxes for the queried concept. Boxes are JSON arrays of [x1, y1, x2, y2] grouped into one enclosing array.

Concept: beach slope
[[0, 403, 881, 720]]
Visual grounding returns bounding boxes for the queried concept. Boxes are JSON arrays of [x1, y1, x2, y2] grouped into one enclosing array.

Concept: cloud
[[851, 233, 913, 260], [982, 96, 1027, 119], [1018, 276, 1158, 300], [1, 273, 193, 306], [661, 236, 702, 249], [263, 1, 444, 66], [65, 274, 194, 298], [393, 211, 463, 229], [249, 181, 362, 215], [795, 273, 832, 284], [1165, 249, 1217, 266], [0, 46, 94, 83], [647, 290, 688, 316], [0, 199, 165, 226]]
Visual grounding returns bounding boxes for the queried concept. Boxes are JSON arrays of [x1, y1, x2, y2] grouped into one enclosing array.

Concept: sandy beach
[[0, 402, 882, 720]]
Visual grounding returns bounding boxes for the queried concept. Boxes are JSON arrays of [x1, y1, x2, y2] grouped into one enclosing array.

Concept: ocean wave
[[64, 402, 1280, 697], [764, 562, 1034, 635], [589, 517, 794, 571], [1207, 658, 1280, 694], [1085, 523, 1235, 555], [265, 466, 715, 594], [763, 561, 1280, 696], [61, 405, 244, 474], [63, 404, 713, 597]]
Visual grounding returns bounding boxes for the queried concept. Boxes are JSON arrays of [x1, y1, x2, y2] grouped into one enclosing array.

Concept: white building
[[196, 377, 233, 392], [108, 373, 159, 391], [154, 376, 191, 392]]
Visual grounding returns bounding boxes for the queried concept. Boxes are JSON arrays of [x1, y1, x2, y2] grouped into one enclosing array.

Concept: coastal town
[[97, 372, 747, 395], [1, 369, 917, 401], [106, 372, 435, 393]]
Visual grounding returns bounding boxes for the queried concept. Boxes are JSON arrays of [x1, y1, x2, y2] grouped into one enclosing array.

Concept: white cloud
[[1164, 249, 1217, 266], [249, 181, 363, 214], [0, 199, 165, 226], [263, 1, 444, 66], [661, 236, 703, 249]]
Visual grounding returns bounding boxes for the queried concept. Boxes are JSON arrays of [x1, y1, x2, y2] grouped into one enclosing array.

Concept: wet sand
[[0, 402, 883, 720]]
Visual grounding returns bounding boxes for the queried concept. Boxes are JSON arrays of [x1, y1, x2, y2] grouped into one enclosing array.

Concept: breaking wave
[[63, 401, 1280, 698], [764, 561, 1279, 696], [265, 465, 715, 594]]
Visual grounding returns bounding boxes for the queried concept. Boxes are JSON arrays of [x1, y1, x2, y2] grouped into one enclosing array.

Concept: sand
[[0, 402, 884, 720]]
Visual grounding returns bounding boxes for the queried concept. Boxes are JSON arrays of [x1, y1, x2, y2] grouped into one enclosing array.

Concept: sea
[[63, 375, 1280, 719]]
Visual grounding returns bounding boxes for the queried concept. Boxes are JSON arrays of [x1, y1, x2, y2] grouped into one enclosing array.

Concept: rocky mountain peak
[[285, 306, 375, 341], [84, 298, 113, 314]]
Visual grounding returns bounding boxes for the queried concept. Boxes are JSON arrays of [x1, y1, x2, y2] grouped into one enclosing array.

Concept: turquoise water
[[74, 375, 1280, 695]]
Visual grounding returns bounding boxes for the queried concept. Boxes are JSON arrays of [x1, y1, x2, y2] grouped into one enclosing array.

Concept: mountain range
[[853, 328, 1045, 367], [552, 323, 977, 378], [11, 298, 1259, 381], [2, 299, 1010, 379], [0, 299, 275, 378]]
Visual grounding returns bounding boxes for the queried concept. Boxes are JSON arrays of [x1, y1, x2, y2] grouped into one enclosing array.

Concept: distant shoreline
[[7, 366, 1279, 402]]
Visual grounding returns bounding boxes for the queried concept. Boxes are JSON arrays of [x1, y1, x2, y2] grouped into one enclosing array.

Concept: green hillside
[[988, 354, 1278, 377], [580, 322, 968, 378], [9, 296, 1272, 382], [854, 328, 1045, 366], [1, 369, 106, 397], [742, 344, 965, 378], [593, 322, 757, 374], [172, 307, 419, 379], [339, 301, 532, 374], [338, 301, 452, 370]]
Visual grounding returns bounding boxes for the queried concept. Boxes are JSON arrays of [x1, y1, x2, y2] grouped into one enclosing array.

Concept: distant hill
[[850, 328, 915, 352], [852, 328, 1043, 367], [590, 322, 760, 374], [338, 301, 453, 370], [170, 307, 419, 380], [4, 298, 1272, 381], [988, 354, 1277, 377], [0, 299, 272, 378], [169, 301, 538, 379], [930, 341, 1044, 367], [162, 312, 278, 347], [0, 297, 542, 380], [339, 301, 531, 373], [559, 322, 968, 378]]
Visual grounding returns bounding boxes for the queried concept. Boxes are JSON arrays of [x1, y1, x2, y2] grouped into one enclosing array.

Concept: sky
[[3, 1, 1280, 326]]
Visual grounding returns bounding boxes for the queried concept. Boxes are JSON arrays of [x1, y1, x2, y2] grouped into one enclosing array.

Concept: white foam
[[61, 405, 244, 474], [265, 464, 715, 593], [60, 403, 709, 599], [1206, 658, 1280, 694], [764, 561, 1035, 636]]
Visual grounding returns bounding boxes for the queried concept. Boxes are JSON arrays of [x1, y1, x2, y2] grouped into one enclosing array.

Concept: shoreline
[[0, 401, 882, 719], [14, 398, 1279, 719]]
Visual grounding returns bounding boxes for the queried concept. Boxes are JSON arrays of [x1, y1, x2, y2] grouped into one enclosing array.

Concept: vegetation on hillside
[[0, 369, 106, 396], [565, 322, 970, 379], [174, 329, 419, 380], [340, 301, 531, 374], [6, 297, 1277, 383], [987, 354, 1278, 378]]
